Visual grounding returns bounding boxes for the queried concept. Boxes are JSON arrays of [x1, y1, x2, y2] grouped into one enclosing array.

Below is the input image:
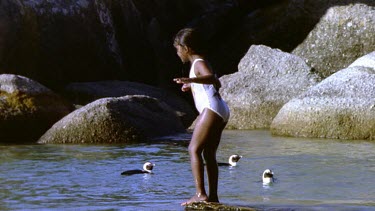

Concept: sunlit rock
[[292, 3, 375, 78], [0, 74, 72, 143], [271, 52, 375, 140], [349, 51, 375, 69], [220, 45, 321, 129], [64, 80, 196, 128], [38, 95, 186, 144]]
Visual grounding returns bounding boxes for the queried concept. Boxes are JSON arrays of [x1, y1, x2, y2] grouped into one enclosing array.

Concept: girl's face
[[175, 44, 189, 63]]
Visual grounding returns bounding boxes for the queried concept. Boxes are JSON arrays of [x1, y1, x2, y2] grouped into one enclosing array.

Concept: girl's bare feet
[[208, 196, 219, 203], [181, 193, 208, 206]]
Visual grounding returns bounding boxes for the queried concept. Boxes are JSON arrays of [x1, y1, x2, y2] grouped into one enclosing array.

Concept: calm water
[[1, 130, 375, 211]]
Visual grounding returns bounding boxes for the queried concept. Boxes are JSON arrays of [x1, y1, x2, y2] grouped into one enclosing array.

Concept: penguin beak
[[234, 156, 242, 161]]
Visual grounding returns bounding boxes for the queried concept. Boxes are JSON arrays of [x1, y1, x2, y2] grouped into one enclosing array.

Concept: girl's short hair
[[174, 28, 205, 54]]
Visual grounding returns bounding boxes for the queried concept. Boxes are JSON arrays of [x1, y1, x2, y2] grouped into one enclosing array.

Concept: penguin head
[[228, 154, 242, 166], [262, 169, 274, 184], [143, 162, 155, 173]]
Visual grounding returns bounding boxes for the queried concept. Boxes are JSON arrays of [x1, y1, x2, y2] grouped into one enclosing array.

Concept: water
[[1, 130, 375, 211]]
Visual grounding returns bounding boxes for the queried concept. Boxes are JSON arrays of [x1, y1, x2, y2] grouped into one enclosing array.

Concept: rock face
[[292, 3, 375, 78], [1, 0, 373, 92], [220, 45, 321, 129], [38, 95, 186, 144], [211, 0, 375, 76], [0, 74, 72, 143], [1, 1, 374, 141], [0, 0, 123, 88], [64, 80, 196, 128], [271, 52, 375, 140], [0, 0, 240, 89]]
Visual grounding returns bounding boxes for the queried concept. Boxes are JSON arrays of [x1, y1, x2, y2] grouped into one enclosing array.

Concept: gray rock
[[349, 51, 375, 69], [292, 3, 375, 78], [64, 80, 196, 128], [38, 95, 186, 144], [271, 61, 375, 140], [0, 74, 72, 143], [211, 0, 374, 76], [1, 0, 373, 91], [0, 73, 51, 94], [220, 45, 321, 129]]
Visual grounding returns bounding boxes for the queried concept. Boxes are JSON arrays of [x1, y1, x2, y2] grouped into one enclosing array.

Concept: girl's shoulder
[[193, 59, 213, 76], [192, 58, 205, 66]]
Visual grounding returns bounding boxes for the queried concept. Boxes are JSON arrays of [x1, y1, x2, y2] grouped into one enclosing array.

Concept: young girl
[[173, 28, 230, 206]]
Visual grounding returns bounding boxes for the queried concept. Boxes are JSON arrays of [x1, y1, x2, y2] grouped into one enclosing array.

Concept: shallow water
[[1, 130, 375, 211]]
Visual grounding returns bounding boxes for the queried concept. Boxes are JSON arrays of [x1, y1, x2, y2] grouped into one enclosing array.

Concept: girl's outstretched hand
[[173, 78, 191, 92], [173, 77, 191, 84]]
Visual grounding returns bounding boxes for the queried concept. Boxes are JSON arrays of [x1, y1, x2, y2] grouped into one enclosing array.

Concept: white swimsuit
[[189, 59, 230, 122]]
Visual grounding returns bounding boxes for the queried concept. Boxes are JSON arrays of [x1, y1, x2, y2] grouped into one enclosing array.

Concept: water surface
[[1, 130, 375, 210]]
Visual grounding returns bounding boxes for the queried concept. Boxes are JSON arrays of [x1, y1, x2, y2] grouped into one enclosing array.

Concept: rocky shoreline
[[0, 48, 374, 144], [0, 1, 374, 144], [185, 202, 256, 210]]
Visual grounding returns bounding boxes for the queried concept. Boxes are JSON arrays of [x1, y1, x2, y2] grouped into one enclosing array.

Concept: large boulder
[[349, 51, 375, 69], [271, 52, 375, 140], [212, 0, 375, 77], [220, 45, 321, 129], [64, 80, 196, 128], [292, 3, 375, 78], [0, 0, 123, 89], [0, 74, 72, 143], [38, 95, 186, 144], [0, 0, 241, 89], [3, 0, 373, 98]]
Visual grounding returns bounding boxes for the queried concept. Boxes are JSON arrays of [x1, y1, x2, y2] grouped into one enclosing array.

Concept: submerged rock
[[185, 202, 256, 211], [0, 74, 72, 143], [271, 52, 375, 140], [220, 45, 321, 129], [38, 95, 186, 144]]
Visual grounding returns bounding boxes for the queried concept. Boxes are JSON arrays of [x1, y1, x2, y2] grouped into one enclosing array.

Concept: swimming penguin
[[262, 169, 274, 184], [121, 162, 155, 175], [218, 154, 242, 167]]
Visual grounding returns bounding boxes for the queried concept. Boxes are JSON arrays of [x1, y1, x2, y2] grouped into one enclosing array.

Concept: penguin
[[262, 169, 274, 184], [218, 154, 242, 167], [121, 162, 155, 175]]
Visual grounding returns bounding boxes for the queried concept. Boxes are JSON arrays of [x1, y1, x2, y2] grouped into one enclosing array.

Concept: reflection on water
[[1, 130, 375, 210]]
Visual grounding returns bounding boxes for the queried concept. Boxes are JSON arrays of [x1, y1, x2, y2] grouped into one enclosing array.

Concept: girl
[[173, 28, 230, 206]]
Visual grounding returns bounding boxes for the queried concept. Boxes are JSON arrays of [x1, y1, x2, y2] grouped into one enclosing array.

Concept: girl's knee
[[188, 144, 202, 156]]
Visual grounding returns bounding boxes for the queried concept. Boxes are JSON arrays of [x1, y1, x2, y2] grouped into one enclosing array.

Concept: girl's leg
[[203, 112, 226, 203], [181, 109, 223, 206]]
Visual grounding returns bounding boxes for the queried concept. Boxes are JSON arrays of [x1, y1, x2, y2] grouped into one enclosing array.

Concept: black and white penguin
[[218, 154, 242, 167], [262, 169, 274, 184], [121, 162, 155, 175]]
